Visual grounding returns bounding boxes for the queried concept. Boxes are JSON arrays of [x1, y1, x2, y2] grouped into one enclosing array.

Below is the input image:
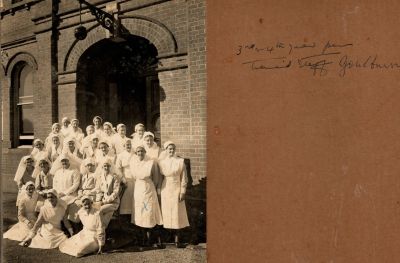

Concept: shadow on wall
[[183, 158, 207, 244], [160, 85, 166, 102]]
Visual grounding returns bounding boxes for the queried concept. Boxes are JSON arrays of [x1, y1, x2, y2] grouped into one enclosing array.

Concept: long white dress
[[82, 146, 101, 161], [144, 143, 161, 160], [49, 144, 63, 162], [63, 146, 83, 160], [144, 144, 162, 190], [3, 192, 38, 241], [69, 129, 84, 145], [31, 149, 50, 163], [130, 157, 162, 228], [116, 151, 135, 215], [131, 133, 144, 149], [53, 168, 80, 205], [94, 127, 103, 137], [61, 126, 71, 138], [15, 169, 35, 207], [112, 134, 128, 155], [59, 207, 105, 257], [159, 156, 190, 229], [28, 199, 68, 249], [80, 135, 91, 152]]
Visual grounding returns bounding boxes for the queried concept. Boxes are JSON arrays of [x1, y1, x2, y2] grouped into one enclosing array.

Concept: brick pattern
[[121, 18, 176, 55], [1, 148, 31, 193], [121, 0, 188, 53], [0, 7, 36, 44], [187, 0, 206, 181], [158, 67, 192, 153], [5, 52, 38, 75], [1, 0, 207, 190], [34, 32, 57, 140], [1, 45, 39, 146], [61, 23, 107, 72], [58, 83, 77, 121]]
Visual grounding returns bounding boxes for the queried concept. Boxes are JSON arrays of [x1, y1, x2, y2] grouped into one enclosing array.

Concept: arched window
[[11, 61, 35, 146]]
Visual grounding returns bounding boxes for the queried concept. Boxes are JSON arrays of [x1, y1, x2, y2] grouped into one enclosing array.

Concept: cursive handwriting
[[289, 42, 316, 55], [236, 44, 275, 55], [236, 40, 351, 57], [298, 52, 340, 76], [242, 57, 292, 70], [338, 54, 400, 77], [237, 40, 400, 77], [322, 41, 353, 54], [237, 40, 353, 76]]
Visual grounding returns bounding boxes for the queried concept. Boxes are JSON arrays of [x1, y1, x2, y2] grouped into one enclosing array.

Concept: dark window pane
[[20, 104, 34, 134]]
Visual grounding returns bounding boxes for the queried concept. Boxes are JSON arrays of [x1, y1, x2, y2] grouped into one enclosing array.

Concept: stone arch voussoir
[[6, 52, 38, 76], [63, 16, 178, 72]]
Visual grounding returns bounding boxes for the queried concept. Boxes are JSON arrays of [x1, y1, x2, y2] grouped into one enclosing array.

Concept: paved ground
[[2, 193, 206, 263]]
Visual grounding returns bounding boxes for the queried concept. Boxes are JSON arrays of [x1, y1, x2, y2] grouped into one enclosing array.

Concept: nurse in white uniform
[[158, 141, 190, 248]]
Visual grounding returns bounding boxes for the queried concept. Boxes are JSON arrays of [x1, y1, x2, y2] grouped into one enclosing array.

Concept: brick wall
[[34, 31, 56, 140], [121, 0, 188, 53], [1, 148, 31, 193], [158, 67, 192, 152], [0, 5, 36, 44], [58, 83, 77, 121], [1, 1, 54, 192], [188, 0, 207, 181], [1, 44, 39, 146], [1, 0, 207, 190]]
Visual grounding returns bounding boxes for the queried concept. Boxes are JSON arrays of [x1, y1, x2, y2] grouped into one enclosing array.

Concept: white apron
[[53, 168, 80, 205], [112, 134, 128, 155], [145, 144, 160, 160], [4, 193, 38, 241], [116, 151, 135, 214], [69, 130, 84, 145], [29, 200, 68, 249], [159, 157, 190, 229], [49, 145, 63, 162], [131, 158, 162, 228], [59, 207, 104, 257]]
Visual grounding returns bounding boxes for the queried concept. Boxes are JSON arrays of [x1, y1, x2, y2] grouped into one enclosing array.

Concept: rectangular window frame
[[17, 101, 34, 138]]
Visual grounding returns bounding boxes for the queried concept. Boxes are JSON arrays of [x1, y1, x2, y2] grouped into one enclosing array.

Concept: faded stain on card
[[342, 6, 360, 36]]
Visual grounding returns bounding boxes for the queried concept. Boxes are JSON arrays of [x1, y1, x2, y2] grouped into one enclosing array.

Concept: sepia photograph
[[0, 0, 206, 262]]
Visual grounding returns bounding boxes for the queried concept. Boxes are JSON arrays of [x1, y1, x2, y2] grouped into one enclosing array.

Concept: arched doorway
[[76, 35, 161, 142]]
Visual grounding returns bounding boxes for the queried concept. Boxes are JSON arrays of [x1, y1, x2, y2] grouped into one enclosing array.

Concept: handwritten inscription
[[242, 57, 291, 70], [338, 54, 400, 77], [237, 41, 400, 77]]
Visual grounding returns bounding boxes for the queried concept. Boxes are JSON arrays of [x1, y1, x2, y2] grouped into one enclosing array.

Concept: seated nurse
[[59, 195, 105, 257], [20, 189, 72, 249], [3, 182, 38, 242]]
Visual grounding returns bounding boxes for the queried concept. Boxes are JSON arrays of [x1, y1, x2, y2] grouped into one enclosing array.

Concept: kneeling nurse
[[20, 189, 71, 249], [59, 195, 105, 257]]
